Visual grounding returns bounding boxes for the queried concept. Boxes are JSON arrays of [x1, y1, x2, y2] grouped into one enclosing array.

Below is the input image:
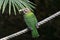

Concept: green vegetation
[[0, 0, 35, 15]]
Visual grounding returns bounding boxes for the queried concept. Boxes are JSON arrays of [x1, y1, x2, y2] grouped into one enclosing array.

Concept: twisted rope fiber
[[0, 11, 60, 40]]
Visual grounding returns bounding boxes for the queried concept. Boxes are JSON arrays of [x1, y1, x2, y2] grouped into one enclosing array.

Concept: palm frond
[[0, 0, 35, 15], [2, 0, 8, 13], [12, 0, 16, 15], [9, 0, 11, 15], [0, 0, 4, 10]]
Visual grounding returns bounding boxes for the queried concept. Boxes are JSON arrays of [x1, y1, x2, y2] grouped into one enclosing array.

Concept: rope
[[0, 11, 60, 40]]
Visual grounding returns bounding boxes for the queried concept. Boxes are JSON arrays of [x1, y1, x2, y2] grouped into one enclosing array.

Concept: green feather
[[24, 11, 39, 38]]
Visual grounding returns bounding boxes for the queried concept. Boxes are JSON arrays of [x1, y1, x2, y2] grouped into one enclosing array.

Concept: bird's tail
[[32, 27, 39, 38]]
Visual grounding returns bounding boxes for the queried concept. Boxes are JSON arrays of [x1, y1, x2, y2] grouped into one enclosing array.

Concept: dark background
[[0, 0, 60, 40]]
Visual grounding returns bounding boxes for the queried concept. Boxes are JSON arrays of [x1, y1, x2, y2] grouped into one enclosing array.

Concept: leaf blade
[[9, 0, 11, 15], [2, 0, 8, 13], [12, 0, 16, 15]]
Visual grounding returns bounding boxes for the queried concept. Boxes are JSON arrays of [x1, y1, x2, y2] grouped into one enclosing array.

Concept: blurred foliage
[[0, 0, 35, 15], [0, 0, 60, 40]]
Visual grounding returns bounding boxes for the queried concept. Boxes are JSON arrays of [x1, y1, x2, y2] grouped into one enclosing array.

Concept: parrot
[[19, 8, 39, 38]]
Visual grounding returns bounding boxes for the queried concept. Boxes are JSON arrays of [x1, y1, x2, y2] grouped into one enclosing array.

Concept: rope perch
[[0, 11, 60, 40]]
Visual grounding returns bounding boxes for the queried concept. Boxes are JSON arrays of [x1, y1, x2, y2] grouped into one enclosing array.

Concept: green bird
[[19, 8, 39, 38]]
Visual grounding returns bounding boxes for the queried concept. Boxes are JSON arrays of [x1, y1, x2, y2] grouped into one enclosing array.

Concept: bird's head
[[19, 8, 30, 15]]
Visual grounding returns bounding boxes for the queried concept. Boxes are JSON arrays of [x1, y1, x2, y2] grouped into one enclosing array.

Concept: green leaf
[[12, 0, 16, 15], [0, 0, 4, 10], [19, 0, 33, 11], [0, 0, 35, 15], [24, 0, 35, 9], [14, 3, 20, 12], [9, 0, 11, 15], [28, 1, 36, 6], [15, 0, 25, 9], [2, 0, 8, 13], [12, 0, 20, 13]]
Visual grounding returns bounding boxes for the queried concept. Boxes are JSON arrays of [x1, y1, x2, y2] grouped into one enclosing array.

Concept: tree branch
[[0, 11, 60, 40]]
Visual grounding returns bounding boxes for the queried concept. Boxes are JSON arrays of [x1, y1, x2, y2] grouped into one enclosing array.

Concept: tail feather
[[32, 29, 39, 38]]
